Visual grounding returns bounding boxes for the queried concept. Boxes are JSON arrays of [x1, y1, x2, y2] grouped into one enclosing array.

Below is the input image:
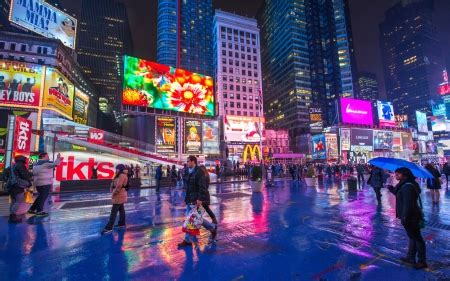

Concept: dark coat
[[368, 167, 386, 188], [155, 166, 163, 180], [389, 180, 422, 223], [4, 160, 32, 193], [426, 168, 441, 189], [185, 166, 210, 205]]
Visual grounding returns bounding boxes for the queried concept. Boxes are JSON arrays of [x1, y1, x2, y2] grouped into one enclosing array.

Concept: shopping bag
[[182, 205, 205, 236], [24, 191, 34, 204]]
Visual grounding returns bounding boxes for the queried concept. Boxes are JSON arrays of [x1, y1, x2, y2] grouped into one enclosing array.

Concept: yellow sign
[[243, 144, 262, 163], [43, 67, 74, 118]]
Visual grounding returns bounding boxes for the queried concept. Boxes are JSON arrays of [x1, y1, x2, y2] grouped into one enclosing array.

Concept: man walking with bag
[[27, 152, 61, 217], [178, 156, 217, 248]]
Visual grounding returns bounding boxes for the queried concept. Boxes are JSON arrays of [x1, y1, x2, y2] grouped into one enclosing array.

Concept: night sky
[[61, 0, 450, 98]]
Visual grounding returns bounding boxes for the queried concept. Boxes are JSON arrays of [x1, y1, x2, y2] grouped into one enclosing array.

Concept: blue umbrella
[[368, 157, 434, 179]]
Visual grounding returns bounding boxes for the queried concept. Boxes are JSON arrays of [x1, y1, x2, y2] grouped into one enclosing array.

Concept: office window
[[10, 43, 16, 50], [228, 51, 232, 56], [235, 44, 238, 50], [230, 101, 234, 107], [249, 87, 253, 93], [223, 75, 227, 81], [247, 55, 251, 60], [243, 103, 247, 109], [253, 48, 257, 53], [243, 86, 246, 92], [237, 94, 241, 99], [230, 85, 234, 90], [228, 43, 232, 48], [241, 46, 245, 51], [21, 44, 26, 52], [236, 77, 240, 83], [254, 71, 258, 77], [0, 42, 5, 49], [223, 83, 227, 90], [237, 85, 240, 91], [222, 50, 226, 55], [223, 93, 227, 98], [222, 42, 226, 48], [242, 78, 246, 83], [237, 103, 241, 108], [222, 58, 226, 64], [223, 66, 227, 72], [230, 93, 234, 99], [242, 70, 246, 75], [243, 95, 247, 100], [228, 59, 233, 65], [235, 52, 239, 58], [253, 56, 257, 61]]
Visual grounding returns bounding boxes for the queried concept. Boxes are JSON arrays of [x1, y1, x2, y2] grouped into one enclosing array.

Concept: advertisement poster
[[202, 120, 220, 155], [392, 132, 403, 152], [123, 56, 214, 116], [9, 0, 77, 49], [73, 88, 89, 125], [13, 116, 32, 157], [376, 101, 395, 127], [155, 116, 177, 154], [350, 129, 373, 151], [426, 141, 437, 154], [415, 111, 428, 133], [224, 115, 264, 143], [311, 134, 326, 160], [325, 133, 338, 159], [87, 128, 104, 144], [418, 141, 427, 154], [401, 132, 412, 150], [184, 119, 202, 154], [431, 103, 446, 117], [340, 98, 373, 126], [0, 108, 38, 151], [0, 60, 42, 107], [395, 114, 409, 129], [43, 68, 74, 118], [373, 130, 393, 150], [430, 116, 446, 132], [340, 128, 351, 151], [309, 107, 323, 133]]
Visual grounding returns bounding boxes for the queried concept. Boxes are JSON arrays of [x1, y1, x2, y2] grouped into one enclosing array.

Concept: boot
[[8, 214, 22, 223]]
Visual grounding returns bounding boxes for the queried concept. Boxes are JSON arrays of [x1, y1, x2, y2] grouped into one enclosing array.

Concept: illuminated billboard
[[392, 132, 403, 152], [155, 116, 177, 154], [325, 133, 338, 159], [184, 119, 202, 154], [430, 116, 446, 132], [350, 129, 373, 151], [432, 103, 446, 117], [309, 107, 323, 133], [340, 98, 373, 126], [224, 115, 264, 143], [0, 108, 38, 152], [43, 67, 74, 118], [311, 134, 326, 160], [340, 128, 351, 151], [73, 88, 89, 125], [415, 111, 428, 133], [122, 56, 214, 116], [9, 0, 77, 49], [376, 101, 395, 127], [373, 130, 393, 150], [395, 114, 409, 129], [202, 120, 220, 155], [0, 60, 42, 107]]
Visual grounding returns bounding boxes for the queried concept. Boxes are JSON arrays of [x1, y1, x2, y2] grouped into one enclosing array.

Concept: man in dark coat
[[368, 165, 387, 203]]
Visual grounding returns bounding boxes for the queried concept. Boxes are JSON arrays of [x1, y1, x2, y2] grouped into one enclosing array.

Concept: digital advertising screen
[[43, 67, 74, 118], [309, 107, 323, 133], [202, 120, 220, 155], [311, 134, 326, 160], [123, 56, 214, 116], [9, 0, 77, 49], [0, 60, 42, 107], [224, 115, 264, 143], [431, 103, 446, 117], [430, 116, 446, 132], [184, 119, 202, 154], [376, 101, 395, 127], [340, 128, 351, 151], [373, 130, 393, 150], [395, 114, 409, 129], [340, 98, 373, 126], [392, 132, 403, 152], [401, 132, 413, 150], [350, 128, 373, 151], [325, 133, 338, 159], [73, 88, 89, 125], [415, 111, 428, 133], [155, 116, 177, 154]]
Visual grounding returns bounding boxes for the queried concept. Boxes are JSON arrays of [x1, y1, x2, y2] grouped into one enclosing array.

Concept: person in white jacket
[[27, 152, 61, 217]]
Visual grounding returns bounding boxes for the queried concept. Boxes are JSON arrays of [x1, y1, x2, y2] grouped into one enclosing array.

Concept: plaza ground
[[0, 178, 450, 281]]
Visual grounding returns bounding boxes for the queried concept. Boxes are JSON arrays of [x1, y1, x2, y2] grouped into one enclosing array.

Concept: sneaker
[[400, 257, 416, 265], [27, 210, 37, 215], [114, 224, 126, 229], [34, 212, 49, 217], [101, 228, 113, 235], [177, 240, 192, 248], [414, 262, 428, 269]]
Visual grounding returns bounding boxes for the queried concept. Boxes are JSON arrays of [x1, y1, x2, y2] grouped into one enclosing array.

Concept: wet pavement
[[1, 178, 450, 281]]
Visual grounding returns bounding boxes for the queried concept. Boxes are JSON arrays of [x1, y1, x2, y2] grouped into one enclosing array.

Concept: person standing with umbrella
[[367, 165, 386, 203], [388, 167, 427, 269], [425, 163, 442, 205]]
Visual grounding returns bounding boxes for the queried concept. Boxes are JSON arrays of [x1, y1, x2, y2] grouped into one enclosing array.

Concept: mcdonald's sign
[[243, 144, 262, 163]]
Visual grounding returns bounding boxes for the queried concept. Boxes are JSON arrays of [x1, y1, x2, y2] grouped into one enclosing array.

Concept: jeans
[[373, 186, 382, 201], [10, 191, 24, 215], [202, 203, 217, 224], [29, 185, 51, 212], [184, 204, 216, 243], [403, 221, 426, 263], [105, 204, 125, 230], [357, 173, 365, 187], [156, 179, 161, 192]]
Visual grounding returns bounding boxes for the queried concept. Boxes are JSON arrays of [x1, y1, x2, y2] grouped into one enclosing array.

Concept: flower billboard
[[122, 56, 214, 116]]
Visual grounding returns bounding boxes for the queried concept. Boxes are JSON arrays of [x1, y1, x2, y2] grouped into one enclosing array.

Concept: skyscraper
[[157, 0, 213, 77], [76, 0, 133, 116], [380, 0, 444, 126], [358, 72, 379, 101], [258, 0, 357, 150]]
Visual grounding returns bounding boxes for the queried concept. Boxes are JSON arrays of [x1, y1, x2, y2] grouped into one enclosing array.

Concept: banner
[[88, 128, 104, 144], [325, 133, 338, 159], [376, 101, 395, 127], [155, 116, 177, 154], [415, 111, 428, 133], [9, 0, 77, 49], [401, 132, 412, 150], [43, 68, 74, 118], [392, 132, 403, 152], [224, 115, 264, 143], [0, 109, 38, 151], [202, 120, 220, 155], [184, 119, 202, 154], [430, 116, 446, 132], [311, 134, 326, 160], [340, 128, 351, 151], [309, 107, 323, 133], [350, 129, 373, 151], [73, 88, 89, 125], [340, 98, 373, 126], [0, 60, 42, 107], [13, 116, 32, 157], [373, 130, 393, 150]]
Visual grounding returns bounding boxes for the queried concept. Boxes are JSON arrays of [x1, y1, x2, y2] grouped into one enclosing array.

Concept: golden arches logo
[[243, 144, 262, 162]]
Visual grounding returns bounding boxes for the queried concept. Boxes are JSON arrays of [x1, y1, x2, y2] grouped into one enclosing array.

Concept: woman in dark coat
[[388, 167, 427, 269], [425, 163, 441, 205]]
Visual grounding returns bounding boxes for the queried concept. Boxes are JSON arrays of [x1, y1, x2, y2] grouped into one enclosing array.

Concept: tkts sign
[[13, 116, 32, 156]]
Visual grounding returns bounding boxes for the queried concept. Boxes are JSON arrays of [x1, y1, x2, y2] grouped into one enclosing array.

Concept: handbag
[[182, 205, 205, 236], [24, 191, 34, 204]]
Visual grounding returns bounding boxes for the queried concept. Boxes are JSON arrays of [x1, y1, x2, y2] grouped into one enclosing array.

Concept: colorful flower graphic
[[168, 82, 208, 114]]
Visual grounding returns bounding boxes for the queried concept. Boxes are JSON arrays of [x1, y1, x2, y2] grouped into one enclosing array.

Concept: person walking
[[155, 165, 163, 192], [5, 155, 33, 223], [101, 164, 129, 235], [170, 164, 178, 188], [425, 163, 442, 205], [356, 164, 365, 188], [199, 165, 218, 226], [443, 162, 450, 189], [178, 156, 216, 248], [27, 152, 61, 217], [388, 167, 427, 269], [368, 165, 386, 203]]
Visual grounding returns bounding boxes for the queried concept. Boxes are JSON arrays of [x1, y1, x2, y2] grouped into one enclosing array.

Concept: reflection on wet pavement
[[1, 179, 450, 280]]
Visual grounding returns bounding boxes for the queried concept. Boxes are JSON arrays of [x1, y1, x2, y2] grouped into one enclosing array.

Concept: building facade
[[357, 71, 379, 101], [258, 0, 357, 151], [157, 0, 213, 77], [380, 0, 444, 126]]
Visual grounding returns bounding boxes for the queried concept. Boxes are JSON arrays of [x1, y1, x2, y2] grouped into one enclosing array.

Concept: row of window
[[223, 93, 259, 101], [220, 34, 256, 45], [221, 58, 258, 69], [0, 41, 50, 54], [221, 50, 258, 61], [222, 84, 257, 93], [222, 67, 258, 77], [224, 110, 258, 117], [220, 26, 257, 38], [224, 101, 260, 111], [0, 54, 45, 64], [221, 42, 258, 53], [222, 76, 259, 86]]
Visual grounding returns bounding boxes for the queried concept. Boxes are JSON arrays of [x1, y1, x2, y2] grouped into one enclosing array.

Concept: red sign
[[13, 116, 32, 156], [88, 128, 104, 144], [439, 84, 450, 96], [55, 156, 115, 181]]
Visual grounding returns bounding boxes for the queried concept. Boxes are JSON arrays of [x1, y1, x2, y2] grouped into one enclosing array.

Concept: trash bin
[[347, 177, 357, 191]]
